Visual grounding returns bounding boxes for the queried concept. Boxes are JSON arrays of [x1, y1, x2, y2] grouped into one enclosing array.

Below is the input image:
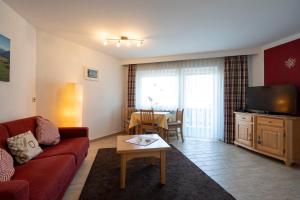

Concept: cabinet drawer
[[236, 114, 253, 122], [257, 117, 284, 127]]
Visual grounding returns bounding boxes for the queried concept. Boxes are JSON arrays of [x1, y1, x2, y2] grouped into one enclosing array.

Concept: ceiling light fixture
[[103, 36, 144, 48]]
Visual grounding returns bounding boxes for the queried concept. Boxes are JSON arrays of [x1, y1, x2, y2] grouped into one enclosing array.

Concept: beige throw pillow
[[36, 117, 60, 145], [7, 131, 43, 164]]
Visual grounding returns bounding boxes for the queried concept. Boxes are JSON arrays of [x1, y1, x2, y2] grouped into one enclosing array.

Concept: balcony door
[[136, 59, 224, 140]]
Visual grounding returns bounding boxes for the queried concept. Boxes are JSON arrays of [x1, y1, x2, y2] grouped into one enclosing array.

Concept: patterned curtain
[[224, 56, 248, 144], [127, 64, 137, 108]]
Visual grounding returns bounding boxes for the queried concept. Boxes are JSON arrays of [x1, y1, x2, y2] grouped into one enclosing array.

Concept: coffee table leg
[[120, 154, 126, 189], [160, 151, 166, 185]]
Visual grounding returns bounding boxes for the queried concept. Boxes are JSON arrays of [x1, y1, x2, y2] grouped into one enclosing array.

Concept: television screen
[[245, 85, 298, 115]]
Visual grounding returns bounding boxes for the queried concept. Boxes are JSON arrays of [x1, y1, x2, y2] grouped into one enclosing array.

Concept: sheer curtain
[[136, 58, 224, 141]]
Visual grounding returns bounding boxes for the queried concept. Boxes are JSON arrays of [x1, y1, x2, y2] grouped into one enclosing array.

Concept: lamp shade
[[57, 83, 83, 127]]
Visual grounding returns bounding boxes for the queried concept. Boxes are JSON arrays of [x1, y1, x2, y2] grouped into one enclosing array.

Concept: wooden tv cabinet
[[234, 112, 300, 166]]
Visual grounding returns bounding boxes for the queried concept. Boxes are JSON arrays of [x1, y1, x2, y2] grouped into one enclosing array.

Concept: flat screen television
[[245, 85, 298, 115]]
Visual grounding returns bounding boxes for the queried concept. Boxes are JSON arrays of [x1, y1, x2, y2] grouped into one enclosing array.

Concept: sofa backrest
[[3, 116, 38, 137], [0, 125, 9, 151]]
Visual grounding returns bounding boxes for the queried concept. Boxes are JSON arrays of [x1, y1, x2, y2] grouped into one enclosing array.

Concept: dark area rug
[[80, 147, 235, 200]]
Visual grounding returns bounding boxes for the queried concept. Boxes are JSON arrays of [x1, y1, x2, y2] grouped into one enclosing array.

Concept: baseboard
[[90, 131, 123, 142]]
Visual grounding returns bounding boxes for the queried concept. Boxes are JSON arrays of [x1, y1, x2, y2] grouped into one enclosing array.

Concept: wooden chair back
[[166, 108, 185, 142], [139, 109, 156, 133], [176, 108, 184, 123]]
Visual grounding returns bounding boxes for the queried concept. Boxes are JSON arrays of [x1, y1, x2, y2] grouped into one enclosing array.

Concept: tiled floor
[[172, 139, 300, 200], [63, 135, 300, 200]]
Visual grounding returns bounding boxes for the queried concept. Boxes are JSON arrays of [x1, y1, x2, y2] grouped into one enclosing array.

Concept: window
[[135, 59, 224, 140], [136, 67, 179, 111]]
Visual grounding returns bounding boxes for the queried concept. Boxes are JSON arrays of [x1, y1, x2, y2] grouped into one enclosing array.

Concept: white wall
[[0, 1, 36, 122], [248, 54, 264, 86], [36, 31, 124, 140]]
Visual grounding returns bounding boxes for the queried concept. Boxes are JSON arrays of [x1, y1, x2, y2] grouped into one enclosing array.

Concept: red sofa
[[0, 116, 89, 200]]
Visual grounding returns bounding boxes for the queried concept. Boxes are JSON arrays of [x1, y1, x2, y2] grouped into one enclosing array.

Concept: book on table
[[125, 136, 158, 146]]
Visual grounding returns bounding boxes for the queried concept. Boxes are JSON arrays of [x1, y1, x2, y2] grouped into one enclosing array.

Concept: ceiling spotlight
[[103, 36, 144, 48]]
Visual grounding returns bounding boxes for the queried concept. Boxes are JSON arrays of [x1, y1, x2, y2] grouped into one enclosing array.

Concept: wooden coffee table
[[116, 134, 171, 189]]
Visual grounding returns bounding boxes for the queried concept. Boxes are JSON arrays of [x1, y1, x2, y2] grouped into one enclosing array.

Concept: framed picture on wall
[[84, 66, 99, 81], [0, 34, 10, 82]]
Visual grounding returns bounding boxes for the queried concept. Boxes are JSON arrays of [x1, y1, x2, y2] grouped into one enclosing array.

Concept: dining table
[[128, 111, 171, 135]]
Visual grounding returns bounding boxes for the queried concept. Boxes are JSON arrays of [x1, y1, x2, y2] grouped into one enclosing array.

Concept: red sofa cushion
[[35, 137, 89, 166], [0, 125, 9, 151], [13, 155, 76, 200], [3, 117, 37, 137], [0, 180, 29, 200]]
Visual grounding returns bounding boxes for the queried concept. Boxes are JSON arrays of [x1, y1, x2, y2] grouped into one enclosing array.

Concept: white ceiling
[[4, 0, 300, 59]]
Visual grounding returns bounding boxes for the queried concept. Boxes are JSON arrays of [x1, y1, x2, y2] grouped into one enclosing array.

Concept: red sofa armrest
[[58, 127, 89, 139], [0, 180, 29, 200]]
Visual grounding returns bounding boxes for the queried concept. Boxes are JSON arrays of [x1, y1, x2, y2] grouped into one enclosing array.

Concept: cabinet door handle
[[248, 134, 252, 141], [257, 136, 262, 144]]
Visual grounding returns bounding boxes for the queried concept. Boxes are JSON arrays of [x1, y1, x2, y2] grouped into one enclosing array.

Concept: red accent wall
[[264, 38, 300, 114]]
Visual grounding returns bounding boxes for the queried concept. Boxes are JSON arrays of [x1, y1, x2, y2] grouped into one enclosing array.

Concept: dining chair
[[139, 109, 160, 134], [167, 108, 184, 142], [123, 107, 136, 134]]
